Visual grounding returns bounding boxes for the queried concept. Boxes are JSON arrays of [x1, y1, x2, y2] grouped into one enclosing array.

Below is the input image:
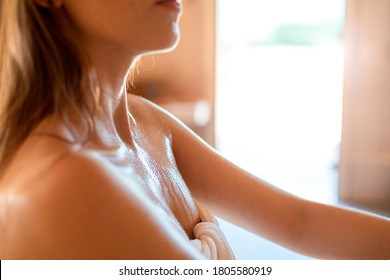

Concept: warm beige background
[[133, 0, 216, 146]]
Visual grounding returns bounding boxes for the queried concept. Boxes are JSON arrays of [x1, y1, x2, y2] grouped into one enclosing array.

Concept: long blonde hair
[[0, 0, 97, 166]]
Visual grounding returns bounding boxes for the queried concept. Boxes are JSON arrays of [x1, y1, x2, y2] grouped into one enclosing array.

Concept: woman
[[0, 0, 389, 260]]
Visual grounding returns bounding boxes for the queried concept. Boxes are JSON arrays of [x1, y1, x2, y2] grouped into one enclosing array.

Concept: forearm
[[296, 200, 390, 259]]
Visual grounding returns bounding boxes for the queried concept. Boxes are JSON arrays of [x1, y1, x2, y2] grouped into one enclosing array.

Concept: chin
[[156, 38, 180, 54], [143, 29, 181, 55]]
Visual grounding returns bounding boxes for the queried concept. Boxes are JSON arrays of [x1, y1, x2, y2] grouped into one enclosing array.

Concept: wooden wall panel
[[339, 0, 390, 211]]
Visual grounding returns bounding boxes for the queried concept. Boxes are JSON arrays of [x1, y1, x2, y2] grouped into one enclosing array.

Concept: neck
[[54, 13, 141, 149], [83, 43, 140, 149], [93, 87, 135, 148]]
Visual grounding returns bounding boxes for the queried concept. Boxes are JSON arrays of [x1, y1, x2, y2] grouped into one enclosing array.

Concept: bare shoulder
[[0, 150, 201, 259], [127, 93, 185, 130], [127, 94, 207, 157], [127, 93, 164, 114]]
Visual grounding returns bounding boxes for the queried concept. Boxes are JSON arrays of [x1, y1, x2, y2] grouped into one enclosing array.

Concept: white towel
[[190, 202, 235, 260]]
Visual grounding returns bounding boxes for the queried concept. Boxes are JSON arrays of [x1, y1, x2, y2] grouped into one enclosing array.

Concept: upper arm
[[5, 151, 204, 259]]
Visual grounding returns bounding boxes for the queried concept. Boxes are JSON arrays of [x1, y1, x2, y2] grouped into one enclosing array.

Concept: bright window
[[216, 0, 346, 259]]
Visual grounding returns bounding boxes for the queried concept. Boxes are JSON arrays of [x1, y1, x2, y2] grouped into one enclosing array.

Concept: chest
[[112, 135, 200, 239]]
